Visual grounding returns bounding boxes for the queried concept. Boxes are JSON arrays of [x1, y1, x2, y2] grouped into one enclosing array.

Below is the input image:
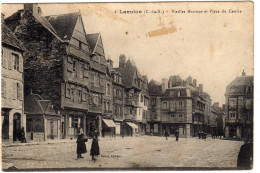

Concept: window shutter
[[8, 52, 12, 70], [2, 49, 7, 68], [19, 55, 23, 72], [13, 83, 16, 99], [20, 83, 23, 100]]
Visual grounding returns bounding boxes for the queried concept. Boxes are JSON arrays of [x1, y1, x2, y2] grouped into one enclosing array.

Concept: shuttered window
[[8, 51, 12, 70], [13, 53, 19, 71], [19, 55, 23, 72], [2, 49, 7, 68]]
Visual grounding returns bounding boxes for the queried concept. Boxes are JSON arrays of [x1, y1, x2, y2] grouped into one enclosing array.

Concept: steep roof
[[115, 59, 140, 88], [1, 23, 26, 51], [148, 80, 163, 95], [24, 93, 56, 115], [169, 75, 182, 83], [212, 103, 224, 115], [86, 33, 99, 53], [45, 12, 79, 40], [227, 76, 253, 87]]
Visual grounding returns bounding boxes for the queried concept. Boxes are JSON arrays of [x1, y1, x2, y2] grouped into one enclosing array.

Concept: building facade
[[224, 70, 253, 139], [1, 14, 26, 142], [5, 4, 92, 139]]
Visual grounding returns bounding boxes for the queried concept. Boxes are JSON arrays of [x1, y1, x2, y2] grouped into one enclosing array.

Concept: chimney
[[162, 78, 168, 93], [24, 3, 41, 17], [198, 84, 203, 92], [119, 54, 126, 68], [193, 79, 197, 87], [106, 59, 113, 68], [187, 76, 192, 85], [1, 13, 4, 24], [242, 69, 246, 76]]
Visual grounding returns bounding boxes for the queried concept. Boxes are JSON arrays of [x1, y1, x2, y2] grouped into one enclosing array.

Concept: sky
[[1, 2, 254, 106]]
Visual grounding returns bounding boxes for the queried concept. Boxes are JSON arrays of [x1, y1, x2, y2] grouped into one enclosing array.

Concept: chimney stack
[[24, 3, 41, 17], [193, 79, 197, 87], [198, 84, 203, 92], [162, 78, 168, 93], [119, 54, 126, 68]]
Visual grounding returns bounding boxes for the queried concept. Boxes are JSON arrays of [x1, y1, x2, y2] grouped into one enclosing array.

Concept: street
[[2, 136, 243, 170]]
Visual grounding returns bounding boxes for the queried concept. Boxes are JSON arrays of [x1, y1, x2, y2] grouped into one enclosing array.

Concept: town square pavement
[[1, 136, 243, 170]]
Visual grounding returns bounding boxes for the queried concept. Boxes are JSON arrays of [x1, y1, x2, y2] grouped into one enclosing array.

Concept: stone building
[[211, 102, 225, 135], [100, 58, 117, 137], [224, 70, 253, 139], [5, 4, 92, 139], [111, 60, 126, 136], [147, 80, 163, 136], [24, 92, 61, 141], [114, 55, 144, 136], [1, 14, 26, 142], [86, 33, 107, 137]]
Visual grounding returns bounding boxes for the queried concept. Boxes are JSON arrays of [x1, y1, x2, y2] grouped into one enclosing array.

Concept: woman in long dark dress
[[76, 133, 88, 159], [90, 133, 100, 162]]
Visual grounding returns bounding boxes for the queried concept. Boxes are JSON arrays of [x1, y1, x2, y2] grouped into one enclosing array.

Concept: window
[[107, 102, 110, 111], [66, 84, 71, 98], [1, 80, 7, 98], [171, 114, 174, 118], [71, 89, 75, 102], [170, 90, 174, 97], [13, 54, 19, 71], [163, 102, 168, 109], [152, 98, 156, 105], [82, 89, 87, 102], [78, 90, 82, 103], [106, 84, 110, 95], [230, 112, 236, 119], [179, 114, 182, 117], [79, 63, 84, 78], [73, 60, 77, 77], [119, 90, 122, 99], [94, 74, 99, 86], [79, 42, 82, 49], [141, 95, 144, 102]]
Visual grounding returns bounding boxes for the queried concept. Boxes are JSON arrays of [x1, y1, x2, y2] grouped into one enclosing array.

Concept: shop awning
[[126, 122, 138, 129], [102, 119, 117, 128]]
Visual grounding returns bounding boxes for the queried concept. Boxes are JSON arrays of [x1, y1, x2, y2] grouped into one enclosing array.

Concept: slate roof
[[45, 12, 79, 40], [211, 103, 224, 115], [86, 33, 100, 54], [1, 23, 25, 51], [148, 80, 163, 95], [115, 59, 140, 89], [227, 76, 253, 87], [24, 93, 57, 115]]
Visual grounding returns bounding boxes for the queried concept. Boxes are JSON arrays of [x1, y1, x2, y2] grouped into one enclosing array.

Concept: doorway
[[13, 113, 21, 142]]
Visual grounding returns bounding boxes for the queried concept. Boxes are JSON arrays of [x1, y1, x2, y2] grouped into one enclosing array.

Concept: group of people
[[164, 129, 179, 141], [76, 131, 100, 162]]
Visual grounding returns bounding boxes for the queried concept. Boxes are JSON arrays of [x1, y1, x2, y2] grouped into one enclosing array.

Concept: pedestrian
[[165, 130, 169, 140], [121, 129, 124, 138], [175, 129, 179, 141], [20, 127, 27, 143], [237, 137, 253, 169], [90, 133, 100, 162], [76, 133, 88, 159]]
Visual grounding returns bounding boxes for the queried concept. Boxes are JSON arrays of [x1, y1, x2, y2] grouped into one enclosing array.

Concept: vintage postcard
[[1, 1, 254, 171]]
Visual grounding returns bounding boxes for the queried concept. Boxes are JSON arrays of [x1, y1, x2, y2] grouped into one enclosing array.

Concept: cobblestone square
[[2, 136, 243, 170]]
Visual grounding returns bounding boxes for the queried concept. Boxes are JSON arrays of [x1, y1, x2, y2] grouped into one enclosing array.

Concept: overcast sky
[[2, 2, 254, 105]]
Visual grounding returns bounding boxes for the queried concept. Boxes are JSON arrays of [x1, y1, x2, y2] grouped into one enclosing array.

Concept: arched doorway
[[13, 113, 21, 141]]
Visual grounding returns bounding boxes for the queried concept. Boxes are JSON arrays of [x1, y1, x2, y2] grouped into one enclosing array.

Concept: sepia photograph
[[1, 1, 254, 171]]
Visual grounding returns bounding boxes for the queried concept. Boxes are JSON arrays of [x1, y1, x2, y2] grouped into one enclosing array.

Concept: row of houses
[[1, 4, 253, 142], [1, 4, 149, 142]]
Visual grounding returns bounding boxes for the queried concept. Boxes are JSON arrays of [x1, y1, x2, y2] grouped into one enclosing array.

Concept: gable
[[72, 15, 88, 44], [94, 35, 105, 56]]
